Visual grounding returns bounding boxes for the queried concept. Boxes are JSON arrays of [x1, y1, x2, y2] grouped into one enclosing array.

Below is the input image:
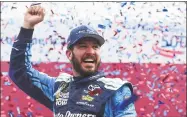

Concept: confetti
[[121, 2, 127, 7], [1, 2, 186, 117], [30, 3, 41, 6], [98, 24, 106, 29], [27, 112, 33, 117], [163, 8, 168, 12]]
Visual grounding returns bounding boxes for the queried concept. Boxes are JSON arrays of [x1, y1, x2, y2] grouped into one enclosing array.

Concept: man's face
[[67, 38, 101, 77]]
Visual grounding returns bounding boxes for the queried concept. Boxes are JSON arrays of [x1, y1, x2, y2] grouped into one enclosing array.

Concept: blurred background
[[1, 2, 186, 117]]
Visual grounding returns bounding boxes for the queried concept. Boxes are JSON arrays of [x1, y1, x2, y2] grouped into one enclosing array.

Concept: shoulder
[[55, 72, 73, 83], [54, 73, 72, 96], [97, 77, 133, 92]]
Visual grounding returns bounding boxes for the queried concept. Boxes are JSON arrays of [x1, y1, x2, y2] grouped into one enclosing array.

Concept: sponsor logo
[[56, 92, 69, 99], [55, 92, 69, 106], [81, 84, 102, 103], [87, 84, 102, 96], [55, 111, 96, 117], [77, 29, 97, 35], [76, 101, 94, 107], [60, 92, 69, 98], [81, 95, 94, 102], [56, 98, 68, 106], [55, 82, 69, 99]]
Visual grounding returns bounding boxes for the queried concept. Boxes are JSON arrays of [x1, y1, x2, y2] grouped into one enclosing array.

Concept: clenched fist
[[23, 5, 45, 29]]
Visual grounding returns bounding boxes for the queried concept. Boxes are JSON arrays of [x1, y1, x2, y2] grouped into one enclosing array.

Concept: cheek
[[72, 52, 83, 62], [96, 51, 101, 61]]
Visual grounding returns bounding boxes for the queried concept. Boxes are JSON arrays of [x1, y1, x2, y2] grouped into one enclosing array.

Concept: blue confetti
[[4, 81, 11, 86], [121, 2, 127, 7], [116, 29, 121, 33], [163, 110, 168, 116], [158, 100, 164, 105], [27, 112, 33, 117], [98, 24, 106, 29], [163, 8, 168, 12], [123, 72, 128, 76]]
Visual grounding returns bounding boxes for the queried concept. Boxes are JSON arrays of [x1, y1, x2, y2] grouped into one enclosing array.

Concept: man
[[9, 5, 137, 117]]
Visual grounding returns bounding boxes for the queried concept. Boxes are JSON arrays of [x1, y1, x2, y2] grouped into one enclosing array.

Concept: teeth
[[84, 58, 94, 62]]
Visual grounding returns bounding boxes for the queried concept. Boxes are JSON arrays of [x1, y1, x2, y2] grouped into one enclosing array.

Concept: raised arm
[[8, 5, 55, 111]]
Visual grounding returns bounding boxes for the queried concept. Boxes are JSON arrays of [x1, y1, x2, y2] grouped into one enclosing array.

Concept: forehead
[[75, 37, 100, 45]]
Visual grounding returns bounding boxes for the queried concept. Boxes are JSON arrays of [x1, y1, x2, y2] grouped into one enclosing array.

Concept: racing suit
[[9, 27, 137, 117]]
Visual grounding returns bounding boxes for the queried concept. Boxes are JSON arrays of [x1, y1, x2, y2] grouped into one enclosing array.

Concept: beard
[[71, 52, 101, 77]]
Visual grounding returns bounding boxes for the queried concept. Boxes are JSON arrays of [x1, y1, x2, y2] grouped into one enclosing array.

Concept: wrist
[[23, 22, 35, 29]]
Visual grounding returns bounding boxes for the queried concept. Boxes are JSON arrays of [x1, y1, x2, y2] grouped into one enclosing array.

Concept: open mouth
[[83, 58, 95, 63]]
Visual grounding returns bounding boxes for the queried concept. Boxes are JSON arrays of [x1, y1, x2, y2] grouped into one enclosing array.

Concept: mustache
[[82, 54, 96, 61]]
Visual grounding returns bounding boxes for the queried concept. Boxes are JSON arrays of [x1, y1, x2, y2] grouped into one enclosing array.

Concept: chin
[[82, 69, 96, 76], [82, 65, 95, 71], [84, 69, 95, 73]]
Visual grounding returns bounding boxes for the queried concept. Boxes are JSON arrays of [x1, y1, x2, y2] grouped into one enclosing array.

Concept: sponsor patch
[[76, 101, 94, 107], [55, 111, 96, 117], [55, 82, 69, 106], [82, 95, 94, 102], [87, 84, 102, 97], [56, 98, 68, 106]]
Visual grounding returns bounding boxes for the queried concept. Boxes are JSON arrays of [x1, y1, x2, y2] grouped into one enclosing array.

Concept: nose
[[86, 46, 95, 54]]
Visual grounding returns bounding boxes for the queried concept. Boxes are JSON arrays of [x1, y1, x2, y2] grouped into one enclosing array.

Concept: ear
[[66, 49, 72, 60]]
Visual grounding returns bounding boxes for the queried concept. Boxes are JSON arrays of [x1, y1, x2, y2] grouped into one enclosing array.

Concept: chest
[[54, 81, 113, 116]]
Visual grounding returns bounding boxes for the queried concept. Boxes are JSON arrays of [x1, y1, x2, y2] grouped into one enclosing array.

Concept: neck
[[72, 70, 81, 77]]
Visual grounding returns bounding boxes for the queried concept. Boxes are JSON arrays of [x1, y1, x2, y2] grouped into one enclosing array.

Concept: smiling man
[[67, 32, 103, 77], [9, 5, 137, 117]]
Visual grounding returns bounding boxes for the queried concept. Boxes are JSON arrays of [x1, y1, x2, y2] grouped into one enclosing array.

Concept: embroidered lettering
[[56, 98, 68, 106], [76, 101, 94, 107], [55, 111, 96, 117], [82, 95, 94, 101]]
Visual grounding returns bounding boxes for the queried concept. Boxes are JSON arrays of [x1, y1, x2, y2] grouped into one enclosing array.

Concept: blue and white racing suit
[[9, 27, 137, 117]]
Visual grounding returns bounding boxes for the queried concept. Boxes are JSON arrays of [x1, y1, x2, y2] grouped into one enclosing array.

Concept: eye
[[93, 45, 100, 49], [79, 44, 87, 48]]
